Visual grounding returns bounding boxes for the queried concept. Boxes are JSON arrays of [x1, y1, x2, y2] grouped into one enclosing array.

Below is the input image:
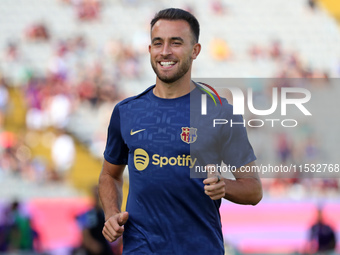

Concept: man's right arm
[[98, 159, 129, 242]]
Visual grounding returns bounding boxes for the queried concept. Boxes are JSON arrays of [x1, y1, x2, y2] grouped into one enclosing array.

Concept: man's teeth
[[160, 61, 175, 66]]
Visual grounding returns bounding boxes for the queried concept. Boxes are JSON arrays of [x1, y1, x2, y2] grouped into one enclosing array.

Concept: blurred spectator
[[105, 39, 125, 63], [69, 35, 87, 56], [0, 77, 9, 127], [0, 205, 11, 252], [46, 91, 73, 129], [25, 157, 48, 183], [51, 130, 75, 179], [210, 0, 226, 15], [276, 133, 292, 165], [25, 77, 48, 131], [7, 200, 39, 252], [77, 78, 98, 106], [307, 0, 318, 11], [48, 51, 69, 81], [118, 47, 141, 79], [75, 186, 118, 255], [308, 207, 337, 254], [24, 22, 50, 42], [0, 131, 19, 174], [302, 135, 319, 163], [269, 40, 283, 60], [4, 41, 20, 62], [210, 38, 231, 61], [249, 44, 265, 61], [24, 74, 74, 130], [76, 0, 101, 21]]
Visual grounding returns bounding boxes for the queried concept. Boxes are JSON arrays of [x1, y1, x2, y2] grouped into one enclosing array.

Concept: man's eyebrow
[[151, 37, 162, 44], [151, 37, 184, 44], [171, 37, 184, 42]]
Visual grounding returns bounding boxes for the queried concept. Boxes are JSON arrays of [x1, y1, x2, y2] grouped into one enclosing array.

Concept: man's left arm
[[203, 161, 262, 205]]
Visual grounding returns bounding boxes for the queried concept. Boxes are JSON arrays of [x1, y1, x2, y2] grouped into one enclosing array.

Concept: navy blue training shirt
[[104, 84, 256, 255]]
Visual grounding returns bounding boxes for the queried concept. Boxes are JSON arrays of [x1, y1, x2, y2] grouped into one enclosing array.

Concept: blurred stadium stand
[[0, 0, 340, 254]]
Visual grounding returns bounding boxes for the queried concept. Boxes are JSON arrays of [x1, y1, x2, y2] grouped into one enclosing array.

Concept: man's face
[[149, 19, 200, 84]]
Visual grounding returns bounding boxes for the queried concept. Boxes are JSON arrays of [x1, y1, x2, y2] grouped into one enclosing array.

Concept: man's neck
[[153, 77, 195, 99]]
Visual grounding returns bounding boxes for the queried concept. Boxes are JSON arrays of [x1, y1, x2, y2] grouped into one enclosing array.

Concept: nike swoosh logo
[[130, 129, 146, 135]]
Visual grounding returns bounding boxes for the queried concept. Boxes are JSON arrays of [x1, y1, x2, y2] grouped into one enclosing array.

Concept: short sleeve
[[103, 104, 129, 165], [220, 112, 256, 168]]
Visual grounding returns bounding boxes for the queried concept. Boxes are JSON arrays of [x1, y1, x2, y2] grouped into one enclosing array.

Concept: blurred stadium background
[[0, 0, 340, 254]]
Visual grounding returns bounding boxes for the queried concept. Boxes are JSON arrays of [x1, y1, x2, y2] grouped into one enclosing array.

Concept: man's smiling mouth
[[159, 61, 177, 67]]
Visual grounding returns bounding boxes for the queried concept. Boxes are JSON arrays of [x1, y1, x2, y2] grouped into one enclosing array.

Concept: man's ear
[[148, 44, 151, 53], [192, 43, 201, 60]]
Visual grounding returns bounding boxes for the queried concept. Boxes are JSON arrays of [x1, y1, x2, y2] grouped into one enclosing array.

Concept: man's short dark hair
[[150, 8, 200, 43]]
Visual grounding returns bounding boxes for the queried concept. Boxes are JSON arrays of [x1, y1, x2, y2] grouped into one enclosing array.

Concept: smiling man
[[149, 18, 199, 86], [99, 8, 262, 255]]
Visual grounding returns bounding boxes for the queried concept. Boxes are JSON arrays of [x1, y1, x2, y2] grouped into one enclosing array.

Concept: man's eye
[[173, 42, 181, 45], [153, 42, 162, 46]]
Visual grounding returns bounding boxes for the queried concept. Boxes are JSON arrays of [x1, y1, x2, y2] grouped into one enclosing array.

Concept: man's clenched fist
[[203, 164, 225, 200], [102, 211, 129, 242]]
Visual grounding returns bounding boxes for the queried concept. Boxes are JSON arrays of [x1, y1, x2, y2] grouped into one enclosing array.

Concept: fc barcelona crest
[[181, 127, 197, 144]]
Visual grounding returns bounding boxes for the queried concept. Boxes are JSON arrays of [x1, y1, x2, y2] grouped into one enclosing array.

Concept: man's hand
[[102, 211, 129, 242], [203, 165, 225, 200]]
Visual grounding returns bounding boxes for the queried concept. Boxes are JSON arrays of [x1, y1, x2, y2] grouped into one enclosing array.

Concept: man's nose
[[161, 43, 172, 56]]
